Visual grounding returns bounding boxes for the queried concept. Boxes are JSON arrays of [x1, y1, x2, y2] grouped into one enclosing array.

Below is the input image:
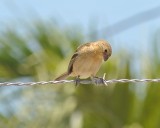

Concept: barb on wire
[[0, 74, 160, 87]]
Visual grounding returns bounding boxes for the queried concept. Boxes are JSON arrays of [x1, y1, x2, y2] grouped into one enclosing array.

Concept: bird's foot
[[91, 73, 108, 86], [75, 76, 80, 87]]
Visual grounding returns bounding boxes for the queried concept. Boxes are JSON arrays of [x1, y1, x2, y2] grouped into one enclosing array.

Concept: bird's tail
[[55, 72, 69, 80]]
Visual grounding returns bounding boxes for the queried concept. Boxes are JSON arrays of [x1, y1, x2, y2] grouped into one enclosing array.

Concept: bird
[[55, 40, 112, 83]]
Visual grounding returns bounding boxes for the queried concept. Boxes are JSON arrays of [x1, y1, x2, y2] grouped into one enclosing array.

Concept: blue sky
[[1, 0, 160, 25], [0, 0, 160, 51]]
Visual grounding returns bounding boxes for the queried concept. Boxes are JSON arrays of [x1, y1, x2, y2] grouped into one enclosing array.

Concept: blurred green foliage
[[0, 21, 160, 128]]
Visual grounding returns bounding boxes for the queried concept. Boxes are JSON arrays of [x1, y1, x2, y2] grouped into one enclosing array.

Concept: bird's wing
[[68, 53, 78, 74], [67, 41, 95, 74], [76, 42, 94, 53]]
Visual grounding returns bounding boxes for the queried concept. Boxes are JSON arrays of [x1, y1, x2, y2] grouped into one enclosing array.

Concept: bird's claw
[[92, 73, 108, 86], [75, 76, 80, 87]]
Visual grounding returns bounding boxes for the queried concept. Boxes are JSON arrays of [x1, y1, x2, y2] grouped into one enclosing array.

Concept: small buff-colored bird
[[55, 40, 112, 81]]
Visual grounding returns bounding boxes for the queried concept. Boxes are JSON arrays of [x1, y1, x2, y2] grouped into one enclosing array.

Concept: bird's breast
[[70, 52, 103, 78]]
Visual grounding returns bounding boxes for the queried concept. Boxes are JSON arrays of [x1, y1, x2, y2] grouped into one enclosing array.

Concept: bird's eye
[[104, 49, 107, 53]]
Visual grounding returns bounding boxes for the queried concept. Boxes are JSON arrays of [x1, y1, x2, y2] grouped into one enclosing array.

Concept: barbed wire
[[0, 78, 160, 86]]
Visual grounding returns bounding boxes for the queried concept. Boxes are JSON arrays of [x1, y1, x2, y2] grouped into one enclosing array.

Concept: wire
[[0, 78, 160, 86]]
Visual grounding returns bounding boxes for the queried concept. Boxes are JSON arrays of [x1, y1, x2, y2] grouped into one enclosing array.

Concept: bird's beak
[[103, 52, 109, 61]]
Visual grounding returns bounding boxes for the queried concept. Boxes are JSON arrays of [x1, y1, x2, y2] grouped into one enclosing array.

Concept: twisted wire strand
[[0, 78, 160, 86]]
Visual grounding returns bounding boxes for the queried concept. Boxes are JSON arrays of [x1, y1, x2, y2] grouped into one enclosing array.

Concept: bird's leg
[[75, 75, 80, 87], [91, 73, 108, 86]]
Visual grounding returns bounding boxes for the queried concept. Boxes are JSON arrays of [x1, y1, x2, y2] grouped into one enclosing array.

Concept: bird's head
[[98, 40, 112, 61]]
